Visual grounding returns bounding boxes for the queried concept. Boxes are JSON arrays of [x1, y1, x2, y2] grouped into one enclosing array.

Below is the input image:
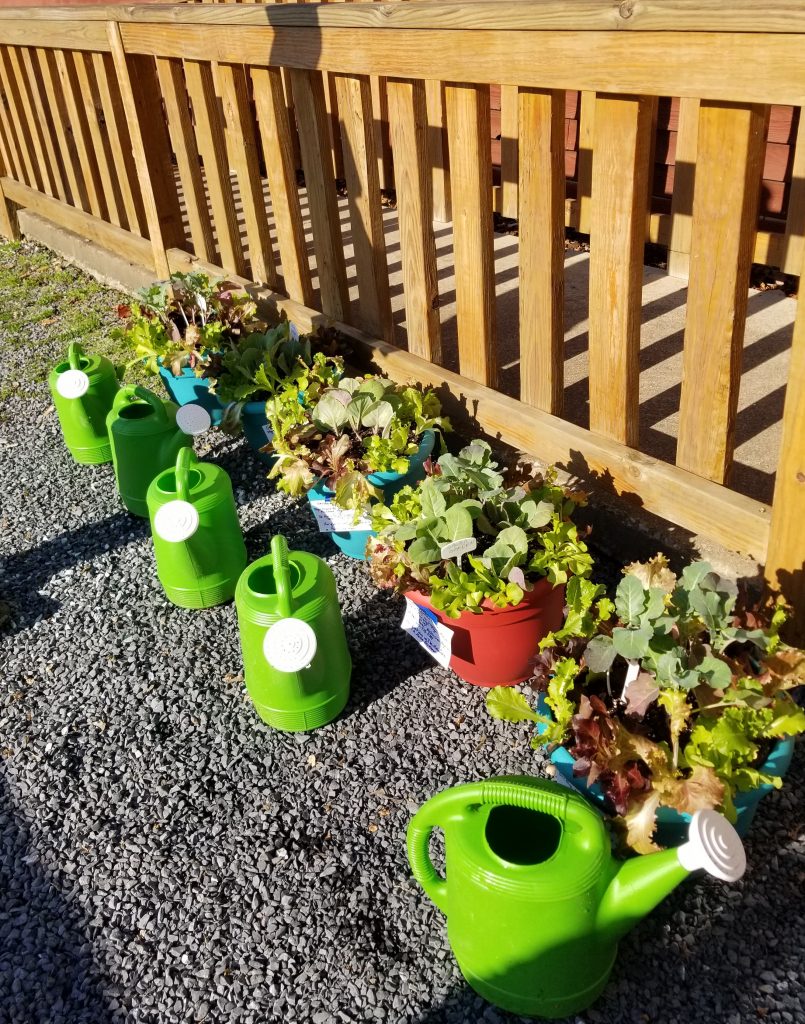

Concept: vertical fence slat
[[765, 267, 805, 642], [588, 94, 656, 447], [35, 49, 84, 210], [334, 72, 393, 342], [425, 79, 451, 222], [667, 97, 700, 279], [0, 108, 19, 239], [20, 48, 67, 203], [54, 50, 106, 218], [387, 77, 441, 363], [71, 51, 123, 226], [0, 48, 39, 189], [7, 46, 55, 196], [92, 51, 146, 236], [183, 58, 246, 276], [217, 62, 277, 288], [290, 67, 349, 321], [676, 102, 767, 484], [156, 56, 215, 261], [0, 51, 26, 184], [575, 90, 595, 233], [782, 113, 805, 283], [251, 65, 313, 307], [518, 87, 565, 415], [106, 22, 171, 278], [126, 52, 186, 251], [370, 75, 394, 192], [499, 84, 518, 219], [445, 82, 497, 388]]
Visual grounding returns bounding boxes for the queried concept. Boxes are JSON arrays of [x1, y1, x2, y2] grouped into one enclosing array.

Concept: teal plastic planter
[[306, 429, 436, 560], [536, 695, 796, 846]]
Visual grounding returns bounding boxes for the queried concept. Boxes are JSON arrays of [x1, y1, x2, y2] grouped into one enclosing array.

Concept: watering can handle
[[407, 800, 452, 915], [270, 535, 294, 617], [112, 385, 168, 421], [174, 446, 197, 502], [67, 342, 84, 370]]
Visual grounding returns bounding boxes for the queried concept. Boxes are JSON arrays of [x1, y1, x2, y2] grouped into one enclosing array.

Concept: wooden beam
[[518, 86, 564, 415], [424, 79, 450, 223], [386, 76, 441, 363], [666, 97, 700, 279], [676, 101, 767, 484], [445, 82, 497, 387], [5, 3, 805, 35], [498, 84, 518, 219], [588, 93, 655, 447]]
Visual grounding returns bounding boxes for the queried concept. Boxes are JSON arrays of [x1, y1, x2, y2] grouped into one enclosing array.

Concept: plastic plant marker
[[401, 598, 453, 668], [407, 777, 746, 1020], [176, 403, 212, 435]]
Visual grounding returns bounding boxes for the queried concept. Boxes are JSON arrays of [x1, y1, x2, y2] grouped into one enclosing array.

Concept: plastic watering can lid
[[176, 404, 212, 436], [56, 368, 90, 399], [154, 499, 199, 542], [263, 618, 317, 672], [677, 809, 746, 882]]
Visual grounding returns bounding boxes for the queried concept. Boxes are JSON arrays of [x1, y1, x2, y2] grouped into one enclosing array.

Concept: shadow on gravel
[[0, 776, 112, 1023], [2, 512, 148, 635]]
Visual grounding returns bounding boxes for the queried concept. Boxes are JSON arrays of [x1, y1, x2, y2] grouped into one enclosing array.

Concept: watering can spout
[[597, 809, 746, 942]]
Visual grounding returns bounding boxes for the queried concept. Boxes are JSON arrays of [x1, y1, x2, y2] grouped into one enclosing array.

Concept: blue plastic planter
[[157, 361, 223, 424], [306, 429, 437, 560], [241, 400, 275, 465], [536, 695, 796, 846]]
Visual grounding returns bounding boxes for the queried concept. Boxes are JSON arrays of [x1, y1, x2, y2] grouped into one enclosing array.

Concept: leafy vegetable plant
[[268, 375, 449, 517], [113, 271, 261, 376], [486, 554, 805, 852], [367, 440, 593, 617]]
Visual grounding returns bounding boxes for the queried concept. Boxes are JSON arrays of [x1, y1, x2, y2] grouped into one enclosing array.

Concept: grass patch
[[0, 239, 151, 399]]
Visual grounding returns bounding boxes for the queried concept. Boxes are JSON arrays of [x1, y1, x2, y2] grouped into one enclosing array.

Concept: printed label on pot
[[262, 424, 274, 441], [440, 537, 477, 560], [400, 598, 453, 669], [309, 498, 373, 533]]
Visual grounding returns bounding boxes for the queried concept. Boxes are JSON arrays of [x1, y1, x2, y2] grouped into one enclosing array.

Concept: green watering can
[[408, 776, 745, 1019], [146, 448, 247, 608], [106, 385, 191, 517], [235, 535, 351, 731], [48, 342, 119, 464]]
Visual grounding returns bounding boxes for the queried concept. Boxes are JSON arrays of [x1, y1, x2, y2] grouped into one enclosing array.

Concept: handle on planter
[[67, 342, 84, 370], [112, 384, 167, 421], [174, 446, 197, 502], [271, 534, 294, 617]]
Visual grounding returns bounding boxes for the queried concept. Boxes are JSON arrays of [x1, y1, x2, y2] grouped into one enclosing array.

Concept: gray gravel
[[1, 249, 804, 1024]]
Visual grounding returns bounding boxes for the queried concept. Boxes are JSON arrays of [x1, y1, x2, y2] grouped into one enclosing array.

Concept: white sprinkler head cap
[[56, 368, 90, 399], [677, 809, 746, 883], [263, 618, 317, 673], [176, 403, 212, 436], [153, 499, 199, 543]]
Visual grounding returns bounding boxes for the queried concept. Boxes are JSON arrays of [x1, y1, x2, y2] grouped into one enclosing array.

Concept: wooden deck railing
[[0, 1, 803, 631]]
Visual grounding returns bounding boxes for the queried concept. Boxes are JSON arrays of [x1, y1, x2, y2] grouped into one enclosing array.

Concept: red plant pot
[[406, 579, 566, 687]]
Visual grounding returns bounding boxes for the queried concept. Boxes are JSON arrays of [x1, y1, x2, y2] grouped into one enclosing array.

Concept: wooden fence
[[0, 1, 803, 633]]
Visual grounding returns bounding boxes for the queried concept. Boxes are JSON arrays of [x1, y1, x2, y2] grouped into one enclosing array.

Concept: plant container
[[406, 578, 566, 687], [49, 342, 119, 464], [537, 695, 796, 845], [306, 429, 436, 560]]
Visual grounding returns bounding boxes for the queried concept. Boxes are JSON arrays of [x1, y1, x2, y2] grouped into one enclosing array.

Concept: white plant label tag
[[309, 498, 373, 533], [176, 403, 211, 436], [56, 369, 90, 399], [440, 537, 477, 560], [621, 659, 641, 703], [400, 598, 453, 669], [262, 424, 274, 441]]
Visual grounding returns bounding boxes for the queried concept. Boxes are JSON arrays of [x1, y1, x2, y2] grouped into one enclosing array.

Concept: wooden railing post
[[106, 21, 172, 278], [666, 97, 700, 279], [765, 264, 805, 642]]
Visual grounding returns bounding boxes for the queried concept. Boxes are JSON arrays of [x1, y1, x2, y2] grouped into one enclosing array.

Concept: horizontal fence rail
[[0, 1, 803, 632]]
